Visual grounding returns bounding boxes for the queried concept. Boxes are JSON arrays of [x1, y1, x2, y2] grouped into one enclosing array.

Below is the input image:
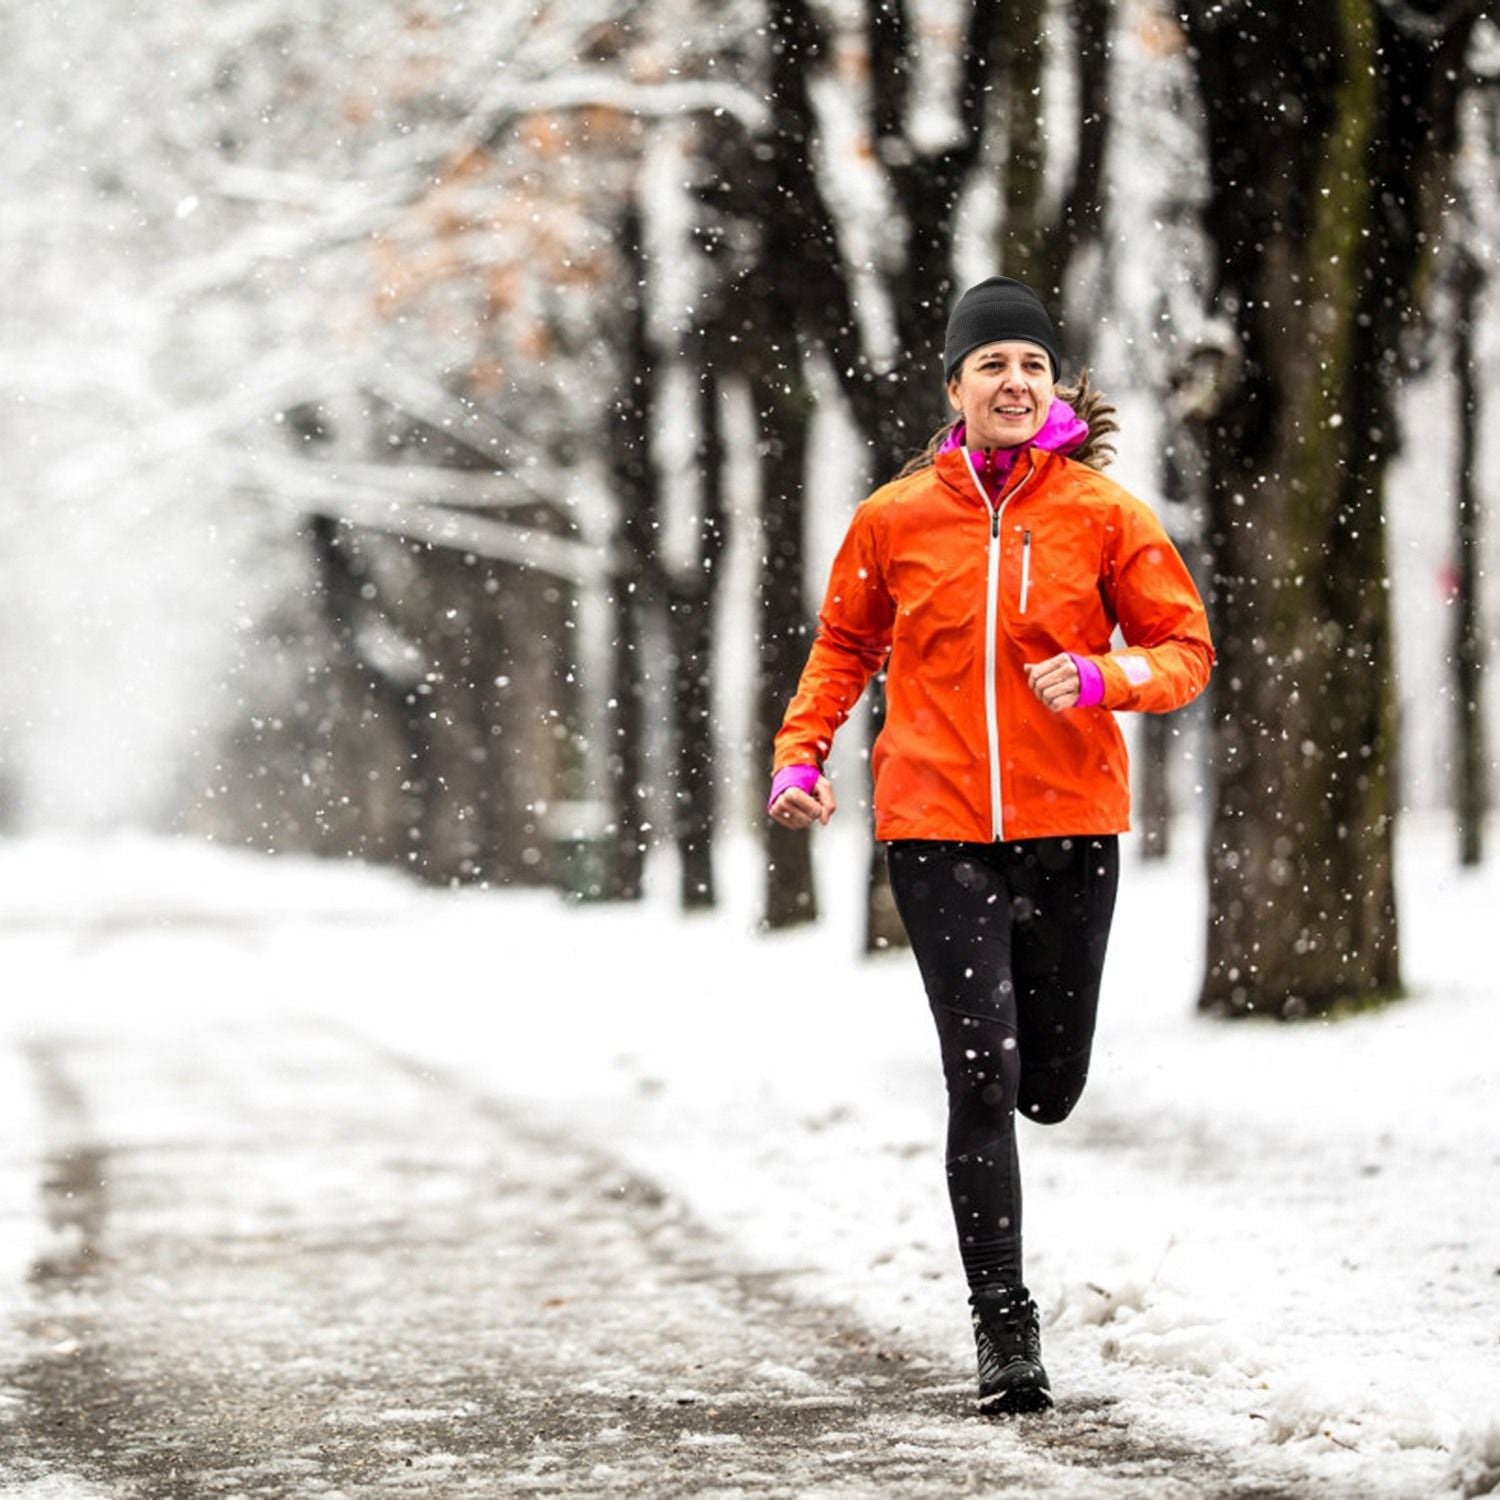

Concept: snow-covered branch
[[234, 458, 611, 585], [474, 72, 769, 143]]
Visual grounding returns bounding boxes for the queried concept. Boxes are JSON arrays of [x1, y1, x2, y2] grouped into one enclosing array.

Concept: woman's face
[[946, 340, 1055, 450]]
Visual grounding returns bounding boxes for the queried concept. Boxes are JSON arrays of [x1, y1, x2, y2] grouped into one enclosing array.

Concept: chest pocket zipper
[[1019, 529, 1032, 614]]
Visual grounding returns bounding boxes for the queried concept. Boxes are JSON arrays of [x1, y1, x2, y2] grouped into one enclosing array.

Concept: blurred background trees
[[1, 0, 1497, 1019]]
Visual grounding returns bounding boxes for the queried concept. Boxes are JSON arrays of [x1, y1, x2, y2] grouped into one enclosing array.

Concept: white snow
[[1, 820, 1497, 1497]]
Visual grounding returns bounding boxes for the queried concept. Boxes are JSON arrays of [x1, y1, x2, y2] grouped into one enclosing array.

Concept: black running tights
[[886, 837, 1120, 1292]]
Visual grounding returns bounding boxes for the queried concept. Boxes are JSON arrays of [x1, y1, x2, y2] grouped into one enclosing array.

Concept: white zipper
[[963, 452, 1036, 842], [1019, 529, 1032, 614]]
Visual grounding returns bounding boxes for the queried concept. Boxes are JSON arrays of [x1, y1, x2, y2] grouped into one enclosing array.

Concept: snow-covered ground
[[1, 822, 1497, 1498]]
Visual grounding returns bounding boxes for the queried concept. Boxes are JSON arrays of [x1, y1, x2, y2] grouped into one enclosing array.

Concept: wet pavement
[[0, 1008, 1303, 1498]]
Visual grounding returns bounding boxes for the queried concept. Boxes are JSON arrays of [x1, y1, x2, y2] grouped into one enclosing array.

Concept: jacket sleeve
[[773, 499, 896, 771], [1088, 495, 1214, 714]]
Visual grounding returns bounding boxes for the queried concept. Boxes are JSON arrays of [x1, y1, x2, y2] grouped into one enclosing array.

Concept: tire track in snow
[[0, 1011, 1305, 1499]]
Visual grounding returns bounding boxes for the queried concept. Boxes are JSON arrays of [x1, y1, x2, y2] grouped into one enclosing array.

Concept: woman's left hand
[[1025, 653, 1081, 712]]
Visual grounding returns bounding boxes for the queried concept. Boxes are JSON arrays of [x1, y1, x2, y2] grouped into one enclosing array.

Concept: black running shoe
[[971, 1284, 1053, 1415]]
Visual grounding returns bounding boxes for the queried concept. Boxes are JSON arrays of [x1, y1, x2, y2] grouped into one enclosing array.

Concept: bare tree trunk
[[997, 0, 1047, 288], [864, 0, 1001, 474], [1136, 713, 1172, 860], [598, 582, 646, 900], [1136, 399, 1202, 862], [1183, 2, 1480, 1017], [1452, 243, 1487, 867], [601, 204, 654, 901], [730, 3, 843, 931], [999, 0, 1112, 362], [754, 364, 820, 929], [666, 369, 728, 909], [308, 516, 431, 867], [1041, 0, 1112, 329]]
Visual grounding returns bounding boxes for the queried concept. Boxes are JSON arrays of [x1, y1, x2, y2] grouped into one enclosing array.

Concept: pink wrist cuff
[[1070, 653, 1105, 709], [769, 764, 821, 811]]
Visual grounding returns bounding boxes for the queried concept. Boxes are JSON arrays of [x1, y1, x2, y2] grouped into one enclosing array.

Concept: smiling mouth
[[994, 406, 1031, 417]]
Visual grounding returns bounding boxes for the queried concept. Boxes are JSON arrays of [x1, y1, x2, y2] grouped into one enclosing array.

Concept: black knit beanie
[[943, 276, 1060, 381]]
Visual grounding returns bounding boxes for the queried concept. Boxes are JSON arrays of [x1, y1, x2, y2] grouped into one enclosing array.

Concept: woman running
[[768, 275, 1214, 1414]]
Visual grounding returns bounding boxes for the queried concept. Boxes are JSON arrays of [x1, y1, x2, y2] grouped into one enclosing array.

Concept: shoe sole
[[978, 1384, 1054, 1416]]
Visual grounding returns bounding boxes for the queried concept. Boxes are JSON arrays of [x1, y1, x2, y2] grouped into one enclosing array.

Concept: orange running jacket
[[773, 444, 1214, 843]]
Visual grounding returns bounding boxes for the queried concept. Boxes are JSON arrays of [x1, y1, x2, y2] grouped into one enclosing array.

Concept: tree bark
[[735, 3, 849, 931], [865, 0, 1001, 473], [1183, 1, 1481, 1017], [1000, 0, 1114, 362], [1136, 713, 1172, 861], [1048, 0, 1112, 318], [1136, 394, 1205, 862], [1452, 243, 1487, 867], [601, 203, 654, 902], [307, 516, 432, 869], [997, 0, 1047, 289], [666, 368, 728, 909], [754, 364, 819, 930]]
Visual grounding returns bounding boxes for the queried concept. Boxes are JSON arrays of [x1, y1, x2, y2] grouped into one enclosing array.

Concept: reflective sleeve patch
[[1114, 654, 1153, 686]]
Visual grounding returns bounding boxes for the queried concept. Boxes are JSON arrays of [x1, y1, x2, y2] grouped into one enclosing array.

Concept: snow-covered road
[[1, 829, 1496, 1497]]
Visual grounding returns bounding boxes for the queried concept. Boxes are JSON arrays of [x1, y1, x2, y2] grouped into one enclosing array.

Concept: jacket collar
[[934, 443, 1049, 504]]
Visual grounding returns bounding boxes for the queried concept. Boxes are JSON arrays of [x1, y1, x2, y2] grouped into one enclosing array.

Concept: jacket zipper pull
[[1020, 529, 1032, 614], [991, 504, 1000, 540]]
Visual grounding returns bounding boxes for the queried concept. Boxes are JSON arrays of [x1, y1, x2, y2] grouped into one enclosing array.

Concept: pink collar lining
[[940, 397, 1088, 500]]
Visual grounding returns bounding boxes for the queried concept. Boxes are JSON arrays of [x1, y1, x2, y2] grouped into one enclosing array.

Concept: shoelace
[[974, 1299, 1041, 1372]]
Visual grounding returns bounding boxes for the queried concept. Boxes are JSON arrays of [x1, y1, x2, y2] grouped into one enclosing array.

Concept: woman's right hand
[[770, 776, 837, 830]]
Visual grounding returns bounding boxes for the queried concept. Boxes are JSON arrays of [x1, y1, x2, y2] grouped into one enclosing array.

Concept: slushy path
[[0, 1002, 1298, 1498]]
